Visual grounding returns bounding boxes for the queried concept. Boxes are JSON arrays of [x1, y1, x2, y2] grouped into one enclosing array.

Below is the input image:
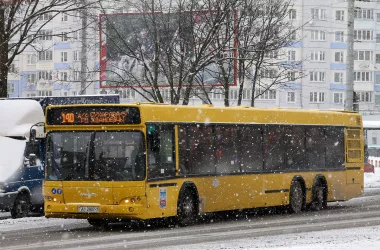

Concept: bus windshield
[[46, 131, 145, 181]]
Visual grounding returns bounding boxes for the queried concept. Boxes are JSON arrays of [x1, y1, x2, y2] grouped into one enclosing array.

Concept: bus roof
[[45, 103, 363, 128], [0, 100, 44, 138]]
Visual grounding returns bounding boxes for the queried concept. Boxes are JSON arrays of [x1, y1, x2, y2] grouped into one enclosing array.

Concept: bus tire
[[10, 193, 30, 219], [310, 181, 326, 211], [288, 181, 303, 214], [177, 188, 197, 226], [87, 219, 109, 228]]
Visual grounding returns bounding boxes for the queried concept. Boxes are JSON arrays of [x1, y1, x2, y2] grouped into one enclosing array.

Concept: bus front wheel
[[288, 181, 304, 213], [177, 188, 197, 226]]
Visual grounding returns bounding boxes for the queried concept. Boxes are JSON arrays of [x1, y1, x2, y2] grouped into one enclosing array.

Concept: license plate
[[78, 206, 99, 213]]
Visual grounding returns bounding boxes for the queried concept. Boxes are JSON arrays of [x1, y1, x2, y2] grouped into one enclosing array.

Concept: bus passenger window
[[147, 124, 176, 179]]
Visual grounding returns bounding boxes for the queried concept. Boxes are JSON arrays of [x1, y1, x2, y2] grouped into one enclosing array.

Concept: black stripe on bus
[[149, 183, 177, 188], [265, 189, 290, 194], [346, 167, 361, 170]]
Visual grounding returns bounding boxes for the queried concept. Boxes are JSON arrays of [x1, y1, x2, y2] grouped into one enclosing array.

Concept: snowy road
[[2, 193, 380, 249], [1, 172, 380, 249]]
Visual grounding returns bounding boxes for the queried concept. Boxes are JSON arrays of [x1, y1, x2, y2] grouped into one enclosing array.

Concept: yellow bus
[[43, 103, 364, 227]]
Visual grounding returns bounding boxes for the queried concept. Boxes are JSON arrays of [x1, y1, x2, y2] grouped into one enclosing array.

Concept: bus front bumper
[[44, 203, 148, 220]]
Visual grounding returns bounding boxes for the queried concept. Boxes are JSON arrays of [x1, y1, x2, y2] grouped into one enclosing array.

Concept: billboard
[[99, 11, 237, 88]]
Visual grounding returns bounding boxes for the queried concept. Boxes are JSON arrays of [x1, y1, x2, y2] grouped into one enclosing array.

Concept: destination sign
[[46, 106, 141, 125]]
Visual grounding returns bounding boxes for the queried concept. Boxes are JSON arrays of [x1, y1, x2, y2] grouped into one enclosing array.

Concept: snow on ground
[[157, 225, 380, 250], [0, 169, 380, 248]]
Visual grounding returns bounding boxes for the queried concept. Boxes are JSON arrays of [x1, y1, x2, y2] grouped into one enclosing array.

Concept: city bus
[[43, 103, 364, 227]]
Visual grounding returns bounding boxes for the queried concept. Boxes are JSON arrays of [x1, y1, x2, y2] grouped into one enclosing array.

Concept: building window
[[310, 92, 325, 103], [73, 50, 81, 61], [39, 30, 52, 41], [61, 13, 68, 22], [265, 50, 278, 59], [311, 8, 326, 20], [39, 13, 53, 21], [311, 30, 326, 41], [256, 89, 276, 100], [38, 50, 52, 61], [287, 92, 295, 103], [354, 30, 373, 41], [310, 50, 325, 61], [26, 74, 36, 84], [287, 50, 296, 61], [61, 52, 68, 62], [242, 88, 251, 100], [287, 71, 296, 81], [354, 71, 373, 82], [334, 52, 344, 63], [289, 31, 297, 41], [73, 71, 80, 81], [354, 50, 373, 61], [289, 9, 296, 20], [336, 10, 344, 21], [354, 9, 374, 20], [375, 95, 380, 105], [376, 54, 380, 64], [61, 32, 69, 42], [309, 71, 325, 82], [38, 71, 53, 80], [38, 90, 53, 96], [60, 72, 68, 81], [377, 13, 380, 22], [261, 69, 278, 79], [8, 82, 15, 93], [357, 91, 372, 102], [376, 34, 380, 43], [27, 54, 36, 65], [335, 31, 344, 42], [333, 93, 344, 104], [334, 72, 344, 83]]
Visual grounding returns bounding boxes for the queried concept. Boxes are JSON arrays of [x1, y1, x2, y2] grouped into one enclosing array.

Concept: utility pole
[[80, 1, 87, 95], [345, 0, 355, 111]]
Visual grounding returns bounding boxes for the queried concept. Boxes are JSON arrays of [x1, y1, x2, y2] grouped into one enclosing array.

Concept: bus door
[[145, 124, 178, 217]]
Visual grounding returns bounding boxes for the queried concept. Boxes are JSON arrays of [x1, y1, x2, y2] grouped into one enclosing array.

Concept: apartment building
[[7, 11, 101, 99], [8, 0, 380, 110]]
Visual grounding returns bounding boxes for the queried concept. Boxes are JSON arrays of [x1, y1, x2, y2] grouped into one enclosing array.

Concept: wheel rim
[[181, 195, 194, 217]]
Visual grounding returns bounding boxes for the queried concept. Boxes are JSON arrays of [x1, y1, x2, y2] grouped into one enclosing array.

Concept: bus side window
[[147, 124, 176, 179]]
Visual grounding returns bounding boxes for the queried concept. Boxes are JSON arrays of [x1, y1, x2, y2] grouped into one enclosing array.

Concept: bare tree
[[235, 0, 304, 107], [0, 0, 98, 97]]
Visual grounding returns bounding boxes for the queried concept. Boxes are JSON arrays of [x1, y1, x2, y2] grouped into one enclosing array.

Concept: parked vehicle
[[0, 95, 120, 218]]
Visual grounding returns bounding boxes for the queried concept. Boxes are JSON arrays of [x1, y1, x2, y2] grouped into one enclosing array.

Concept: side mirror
[[28, 153, 37, 166], [30, 129, 36, 143]]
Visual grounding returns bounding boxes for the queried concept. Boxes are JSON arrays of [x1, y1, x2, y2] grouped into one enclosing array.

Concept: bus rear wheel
[[310, 182, 325, 211], [288, 181, 303, 214], [11, 193, 30, 218], [177, 188, 197, 226]]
